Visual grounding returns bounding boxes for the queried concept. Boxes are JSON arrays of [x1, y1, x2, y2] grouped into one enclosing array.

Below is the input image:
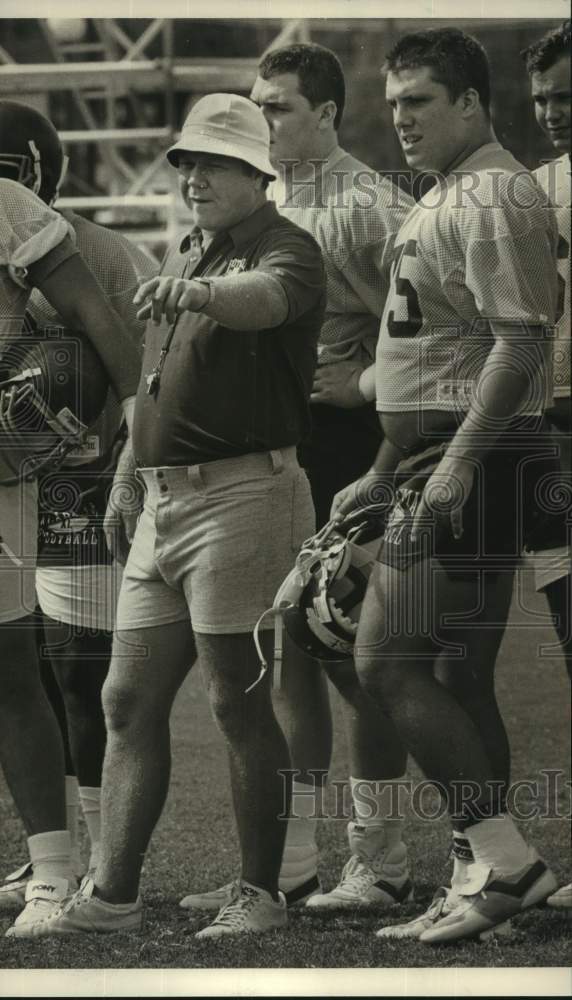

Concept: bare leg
[[196, 631, 292, 898], [95, 620, 195, 903]]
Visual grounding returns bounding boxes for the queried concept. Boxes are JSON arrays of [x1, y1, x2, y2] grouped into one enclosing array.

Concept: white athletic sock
[[279, 780, 320, 893], [350, 775, 407, 852], [79, 786, 101, 871], [65, 775, 82, 875], [465, 815, 530, 877], [28, 830, 74, 882], [449, 829, 475, 902]]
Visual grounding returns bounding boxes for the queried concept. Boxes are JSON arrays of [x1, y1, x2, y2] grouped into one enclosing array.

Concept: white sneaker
[[419, 850, 556, 945], [5, 875, 77, 938], [306, 840, 413, 910], [6, 877, 142, 939], [195, 881, 287, 939], [375, 885, 512, 941], [546, 882, 572, 910], [0, 862, 33, 912], [180, 872, 320, 912], [0, 854, 85, 913]]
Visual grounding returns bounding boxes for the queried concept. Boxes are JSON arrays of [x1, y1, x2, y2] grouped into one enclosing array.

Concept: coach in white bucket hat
[[166, 93, 276, 178]]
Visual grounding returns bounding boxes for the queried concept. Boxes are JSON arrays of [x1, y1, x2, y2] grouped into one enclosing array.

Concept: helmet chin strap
[[52, 153, 69, 204], [27, 141, 68, 205], [27, 140, 42, 197]]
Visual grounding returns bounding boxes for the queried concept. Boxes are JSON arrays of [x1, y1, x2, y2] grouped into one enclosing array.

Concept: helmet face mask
[[275, 521, 380, 662], [0, 102, 68, 204], [0, 330, 109, 485]]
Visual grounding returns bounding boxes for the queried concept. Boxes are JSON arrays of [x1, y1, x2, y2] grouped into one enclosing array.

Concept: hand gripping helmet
[[251, 507, 387, 694], [0, 329, 109, 486], [0, 101, 68, 204]]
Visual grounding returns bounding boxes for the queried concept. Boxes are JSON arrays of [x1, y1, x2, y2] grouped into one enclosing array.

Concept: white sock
[[79, 786, 101, 871], [65, 775, 82, 875], [465, 815, 531, 877], [350, 775, 407, 852], [450, 829, 475, 900], [279, 781, 320, 893], [28, 830, 73, 882]]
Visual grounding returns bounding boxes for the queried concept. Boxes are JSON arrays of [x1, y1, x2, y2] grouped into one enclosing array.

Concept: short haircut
[[258, 42, 346, 130], [521, 21, 571, 75], [382, 27, 491, 118]]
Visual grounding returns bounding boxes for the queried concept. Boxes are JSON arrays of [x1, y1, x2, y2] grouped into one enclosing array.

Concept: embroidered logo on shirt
[[226, 257, 248, 275]]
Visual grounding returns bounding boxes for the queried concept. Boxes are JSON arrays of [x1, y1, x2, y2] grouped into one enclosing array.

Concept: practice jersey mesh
[[376, 143, 558, 414], [271, 147, 413, 365], [28, 211, 157, 459], [534, 154, 570, 399], [0, 178, 73, 325]]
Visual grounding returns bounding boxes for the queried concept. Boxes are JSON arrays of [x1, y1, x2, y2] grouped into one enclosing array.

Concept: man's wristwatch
[[192, 277, 215, 310]]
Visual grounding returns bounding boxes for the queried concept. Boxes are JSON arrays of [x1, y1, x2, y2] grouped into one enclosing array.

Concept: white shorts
[[527, 545, 571, 592], [0, 480, 37, 623], [36, 563, 123, 631]]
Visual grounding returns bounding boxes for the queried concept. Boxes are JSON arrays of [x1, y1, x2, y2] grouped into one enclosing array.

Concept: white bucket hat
[[166, 93, 276, 178]]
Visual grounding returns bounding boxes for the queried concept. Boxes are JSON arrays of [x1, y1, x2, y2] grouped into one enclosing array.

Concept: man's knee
[[102, 670, 157, 735], [354, 648, 404, 706]]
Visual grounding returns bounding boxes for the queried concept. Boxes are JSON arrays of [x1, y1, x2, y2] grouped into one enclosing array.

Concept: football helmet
[[0, 329, 109, 486], [251, 506, 387, 692], [0, 101, 68, 205]]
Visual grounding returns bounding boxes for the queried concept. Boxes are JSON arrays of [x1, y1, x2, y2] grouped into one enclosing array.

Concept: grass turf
[[0, 569, 570, 971]]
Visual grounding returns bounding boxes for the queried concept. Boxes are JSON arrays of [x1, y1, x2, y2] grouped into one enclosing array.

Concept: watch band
[[193, 277, 215, 310]]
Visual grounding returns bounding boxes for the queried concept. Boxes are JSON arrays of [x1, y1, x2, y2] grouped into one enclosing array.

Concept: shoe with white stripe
[[546, 882, 572, 910], [195, 881, 287, 939], [375, 884, 512, 941], [6, 877, 142, 938], [0, 862, 34, 912], [5, 876, 77, 938], [180, 872, 320, 911], [306, 841, 413, 910], [419, 850, 556, 945]]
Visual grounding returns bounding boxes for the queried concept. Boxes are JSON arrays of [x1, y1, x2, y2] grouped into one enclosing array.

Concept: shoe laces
[[61, 883, 92, 916], [339, 854, 381, 891], [210, 885, 259, 929]]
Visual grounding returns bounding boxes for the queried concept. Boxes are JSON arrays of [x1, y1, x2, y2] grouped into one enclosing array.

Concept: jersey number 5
[[387, 239, 422, 338]]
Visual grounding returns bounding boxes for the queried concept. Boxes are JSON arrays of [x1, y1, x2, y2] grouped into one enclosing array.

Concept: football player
[[0, 100, 140, 937], [21, 194, 153, 889], [522, 19, 571, 912], [333, 27, 561, 944]]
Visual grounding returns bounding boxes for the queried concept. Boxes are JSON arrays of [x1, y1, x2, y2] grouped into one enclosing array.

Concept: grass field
[[0, 568, 570, 976]]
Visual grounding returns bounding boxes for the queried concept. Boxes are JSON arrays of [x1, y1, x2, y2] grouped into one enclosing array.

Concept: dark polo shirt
[[133, 201, 325, 467]]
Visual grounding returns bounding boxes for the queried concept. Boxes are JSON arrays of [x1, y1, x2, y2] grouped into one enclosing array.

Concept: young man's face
[[177, 152, 262, 232], [386, 65, 473, 174], [531, 55, 571, 153], [250, 72, 326, 167]]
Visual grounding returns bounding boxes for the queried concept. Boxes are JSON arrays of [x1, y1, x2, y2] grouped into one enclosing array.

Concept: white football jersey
[[0, 178, 72, 325], [375, 143, 558, 415], [534, 154, 571, 398]]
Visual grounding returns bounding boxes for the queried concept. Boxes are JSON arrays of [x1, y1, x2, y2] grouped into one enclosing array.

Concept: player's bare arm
[[330, 436, 403, 520], [36, 253, 141, 406], [310, 360, 375, 408], [410, 326, 548, 540]]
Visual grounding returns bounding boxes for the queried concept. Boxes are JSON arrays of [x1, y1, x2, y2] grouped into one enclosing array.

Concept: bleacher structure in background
[[0, 18, 311, 255]]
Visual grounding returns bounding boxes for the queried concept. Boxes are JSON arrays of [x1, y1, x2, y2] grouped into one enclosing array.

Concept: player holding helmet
[[334, 27, 562, 944]]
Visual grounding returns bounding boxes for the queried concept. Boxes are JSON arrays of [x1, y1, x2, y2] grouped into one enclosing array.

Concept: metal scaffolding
[[0, 17, 310, 250]]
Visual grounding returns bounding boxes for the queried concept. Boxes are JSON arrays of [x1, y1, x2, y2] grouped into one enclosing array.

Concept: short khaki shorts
[[115, 448, 315, 634]]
